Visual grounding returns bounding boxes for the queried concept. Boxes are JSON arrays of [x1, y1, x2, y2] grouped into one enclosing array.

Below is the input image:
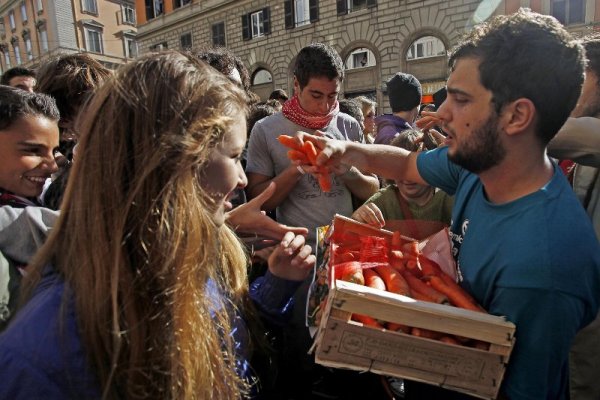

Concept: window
[[337, 0, 376, 15], [36, 0, 43, 12], [39, 29, 48, 53], [81, 0, 98, 14], [344, 47, 376, 70], [241, 8, 270, 40], [84, 26, 103, 53], [13, 43, 21, 64], [9, 11, 16, 30], [212, 22, 225, 46], [20, 2, 28, 23], [284, 0, 320, 28], [24, 36, 32, 60], [145, 0, 163, 20], [180, 32, 192, 50], [552, 0, 584, 25], [124, 36, 137, 58], [252, 69, 272, 85], [122, 4, 136, 24], [150, 41, 167, 51], [406, 36, 446, 61], [173, 0, 191, 8], [3, 50, 11, 68]]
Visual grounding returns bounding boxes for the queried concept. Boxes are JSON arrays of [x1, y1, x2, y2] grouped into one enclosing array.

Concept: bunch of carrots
[[278, 134, 333, 192], [330, 231, 489, 350]]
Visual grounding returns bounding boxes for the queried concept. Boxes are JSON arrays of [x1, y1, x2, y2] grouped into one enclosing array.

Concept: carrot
[[374, 265, 411, 297], [438, 272, 483, 310], [287, 149, 309, 163], [424, 275, 484, 312], [391, 231, 404, 249], [352, 314, 383, 329], [336, 251, 356, 263], [402, 241, 420, 257], [389, 250, 406, 272], [411, 327, 444, 340], [418, 255, 444, 277], [399, 270, 448, 304], [277, 134, 303, 151], [405, 258, 423, 278], [333, 261, 365, 285], [303, 140, 319, 165], [387, 322, 410, 333], [440, 336, 461, 346], [363, 268, 386, 291], [318, 172, 332, 192]]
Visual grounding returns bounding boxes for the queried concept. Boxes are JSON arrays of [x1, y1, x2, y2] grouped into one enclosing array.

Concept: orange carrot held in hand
[[277, 134, 303, 151], [287, 149, 309, 163], [424, 275, 484, 312], [389, 250, 406, 272], [363, 268, 386, 291], [303, 140, 319, 165], [438, 272, 482, 309], [374, 265, 411, 297], [418, 255, 444, 277], [318, 172, 332, 192]]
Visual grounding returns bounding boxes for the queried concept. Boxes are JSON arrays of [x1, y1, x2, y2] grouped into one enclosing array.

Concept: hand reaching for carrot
[[278, 133, 334, 192], [351, 202, 385, 228]]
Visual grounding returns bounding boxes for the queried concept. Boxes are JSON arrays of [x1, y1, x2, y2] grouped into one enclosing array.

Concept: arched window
[[344, 47, 376, 70], [406, 36, 446, 61], [252, 68, 272, 85]]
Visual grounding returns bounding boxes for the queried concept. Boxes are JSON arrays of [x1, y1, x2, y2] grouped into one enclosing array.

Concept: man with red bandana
[[245, 42, 380, 398]]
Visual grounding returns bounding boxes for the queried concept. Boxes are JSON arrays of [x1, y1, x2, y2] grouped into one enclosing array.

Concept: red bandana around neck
[[282, 94, 339, 130]]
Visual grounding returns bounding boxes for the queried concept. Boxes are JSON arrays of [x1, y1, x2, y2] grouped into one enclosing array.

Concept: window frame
[[551, 0, 585, 25], [39, 28, 48, 53], [122, 4, 136, 24], [212, 21, 225, 46], [36, 0, 43, 13], [84, 25, 103, 53], [405, 35, 446, 61], [20, 2, 28, 23], [3, 50, 11, 68], [24, 36, 32, 60], [124, 36, 137, 58], [9, 11, 16, 30], [81, 0, 98, 15], [179, 32, 192, 50], [13, 42, 21, 64]]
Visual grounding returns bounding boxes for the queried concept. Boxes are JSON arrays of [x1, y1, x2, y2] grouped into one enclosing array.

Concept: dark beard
[[448, 112, 506, 174]]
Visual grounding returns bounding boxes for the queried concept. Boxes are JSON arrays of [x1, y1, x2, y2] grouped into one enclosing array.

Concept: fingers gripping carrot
[[277, 135, 303, 151], [287, 149, 309, 163], [303, 141, 319, 165], [318, 173, 332, 192], [400, 270, 448, 304]]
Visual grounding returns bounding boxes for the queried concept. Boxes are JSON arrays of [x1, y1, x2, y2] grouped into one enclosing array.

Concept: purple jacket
[[374, 114, 412, 145]]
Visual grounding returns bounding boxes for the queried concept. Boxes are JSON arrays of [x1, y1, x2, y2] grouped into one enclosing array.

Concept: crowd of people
[[0, 7, 598, 400]]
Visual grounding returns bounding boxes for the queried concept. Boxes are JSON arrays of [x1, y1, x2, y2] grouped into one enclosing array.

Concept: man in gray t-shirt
[[246, 44, 379, 247]]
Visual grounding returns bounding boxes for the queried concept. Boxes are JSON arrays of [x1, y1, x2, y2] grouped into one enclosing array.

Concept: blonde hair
[[24, 51, 250, 399]]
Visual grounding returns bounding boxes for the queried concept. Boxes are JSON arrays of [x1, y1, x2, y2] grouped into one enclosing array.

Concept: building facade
[[135, 0, 600, 112], [0, 0, 138, 73]]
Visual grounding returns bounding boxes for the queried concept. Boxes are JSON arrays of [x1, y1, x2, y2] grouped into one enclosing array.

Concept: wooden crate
[[312, 280, 515, 400], [310, 216, 516, 400]]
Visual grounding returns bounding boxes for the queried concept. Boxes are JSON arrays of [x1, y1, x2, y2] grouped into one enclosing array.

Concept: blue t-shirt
[[0, 268, 301, 399], [417, 147, 600, 400]]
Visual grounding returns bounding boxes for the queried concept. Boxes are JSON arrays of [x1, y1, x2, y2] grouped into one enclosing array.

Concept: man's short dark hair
[[269, 89, 288, 101], [0, 67, 36, 86], [339, 98, 364, 125], [293, 43, 344, 89], [449, 8, 584, 145], [0, 85, 59, 130], [36, 53, 111, 123], [193, 46, 251, 93], [580, 34, 600, 85]]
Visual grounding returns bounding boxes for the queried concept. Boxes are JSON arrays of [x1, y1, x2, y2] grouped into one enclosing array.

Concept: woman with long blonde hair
[[0, 51, 314, 399]]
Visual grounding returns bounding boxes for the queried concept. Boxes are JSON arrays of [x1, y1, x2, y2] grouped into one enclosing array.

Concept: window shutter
[[284, 0, 294, 29], [263, 7, 271, 35], [337, 0, 347, 15], [367, 0, 377, 8], [241, 14, 250, 40], [309, 0, 319, 22]]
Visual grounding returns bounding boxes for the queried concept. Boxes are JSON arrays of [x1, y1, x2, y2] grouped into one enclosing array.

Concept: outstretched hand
[[291, 131, 350, 174], [268, 231, 315, 281], [226, 182, 308, 242], [351, 202, 385, 228], [415, 111, 443, 132]]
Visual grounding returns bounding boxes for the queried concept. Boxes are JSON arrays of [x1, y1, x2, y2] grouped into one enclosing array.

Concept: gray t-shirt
[[246, 112, 363, 245]]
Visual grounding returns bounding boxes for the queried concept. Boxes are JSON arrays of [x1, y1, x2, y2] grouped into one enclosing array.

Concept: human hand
[[415, 111, 442, 132], [268, 231, 316, 281], [226, 182, 308, 240], [291, 131, 349, 173], [351, 202, 385, 227]]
